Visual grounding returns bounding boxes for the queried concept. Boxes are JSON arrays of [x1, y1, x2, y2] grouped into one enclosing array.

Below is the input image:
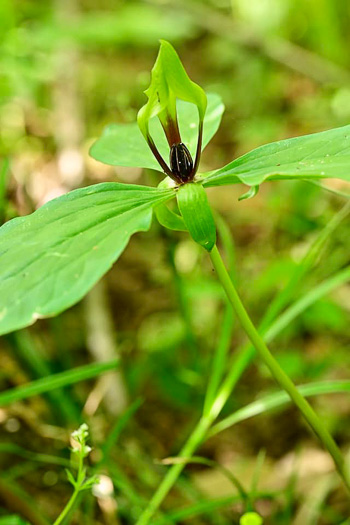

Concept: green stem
[[136, 239, 350, 525], [53, 454, 84, 525], [209, 200, 350, 426], [53, 489, 80, 525], [136, 416, 213, 525], [209, 244, 350, 493]]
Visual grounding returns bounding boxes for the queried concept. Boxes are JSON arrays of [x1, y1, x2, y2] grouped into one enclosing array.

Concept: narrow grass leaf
[[153, 493, 275, 524], [264, 265, 350, 343], [0, 359, 119, 406], [259, 201, 350, 332], [101, 398, 143, 460], [0, 443, 71, 468], [209, 380, 350, 436], [0, 517, 31, 525]]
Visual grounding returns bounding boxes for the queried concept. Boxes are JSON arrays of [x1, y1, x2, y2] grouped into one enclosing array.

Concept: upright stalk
[[136, 417, 213, 525], [53, 483, 81, 525], [53, 452, 84, 525], [209, 245, 350, 492], [136, 240, 350, 525]]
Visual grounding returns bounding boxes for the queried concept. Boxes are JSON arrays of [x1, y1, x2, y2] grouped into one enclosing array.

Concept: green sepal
[[137, 40, 207, 141], [238, 185, 259, 201], [155, 202, 187, 231], [90, 93, 224, 171], [176, 182, 216, 251]]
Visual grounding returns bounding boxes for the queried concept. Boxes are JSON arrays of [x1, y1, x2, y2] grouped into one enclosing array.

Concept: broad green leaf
[[90, 93, 224, 171], [0, 183, 173, 335], [176, 182, 216, 251], [137, 40, 207, 141], [203, 125, 350, 187]]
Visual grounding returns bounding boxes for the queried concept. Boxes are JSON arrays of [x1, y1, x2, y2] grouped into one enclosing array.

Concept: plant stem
[[53, 450, 84, 525], [53, 489, 80, 525], [209, 244, 350, 493], [136, 241, 350, 525], [136, 416, 213, 525], [208, 199, 350, 431]]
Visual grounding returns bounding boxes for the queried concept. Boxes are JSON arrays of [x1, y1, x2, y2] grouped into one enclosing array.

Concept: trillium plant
[[1, 40, 350, 522]]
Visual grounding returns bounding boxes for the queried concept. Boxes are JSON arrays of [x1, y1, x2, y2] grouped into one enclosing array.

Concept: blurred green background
[[1, 0, 350, 523]]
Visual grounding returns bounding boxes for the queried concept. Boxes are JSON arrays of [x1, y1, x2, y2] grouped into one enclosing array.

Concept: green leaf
[[0, 183, 173, 335], [65, 469, 77, 488], [203, 125, 350, 187], [238, 185, 259, 201], [176, 183, 216, 251], [137, 40, 207, 141], [90, 93, 224, 171]]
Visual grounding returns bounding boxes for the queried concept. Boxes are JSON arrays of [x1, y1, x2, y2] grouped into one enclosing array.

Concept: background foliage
[[1, 0, 350, 523]]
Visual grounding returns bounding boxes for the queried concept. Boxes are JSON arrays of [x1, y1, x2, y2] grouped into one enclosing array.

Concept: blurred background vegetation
[[1, 0, 350, 523]]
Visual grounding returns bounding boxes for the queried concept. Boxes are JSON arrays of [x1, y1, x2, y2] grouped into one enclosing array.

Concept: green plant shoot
[[53, 424, 99, 525]]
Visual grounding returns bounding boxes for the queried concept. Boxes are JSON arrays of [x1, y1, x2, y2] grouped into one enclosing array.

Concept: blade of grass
[[0, 517, 30, 525], [0, 359, 119, 406], [209, 380, 350, 436], [10, 331, 80, 423], [153, 492, 276, 524], [263, 265, 350, 344], [259, 199, 350, 331], [3, 462, 41, 482], [101, 398, 143, 461], [0, 443, 71, 468], [203, 304, 233, 416], [159, 455, 248, 503], [249, 449, 266, 511]]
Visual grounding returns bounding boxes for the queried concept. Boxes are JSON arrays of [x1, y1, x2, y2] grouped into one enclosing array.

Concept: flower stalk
[[209, 244, 350, 494]]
